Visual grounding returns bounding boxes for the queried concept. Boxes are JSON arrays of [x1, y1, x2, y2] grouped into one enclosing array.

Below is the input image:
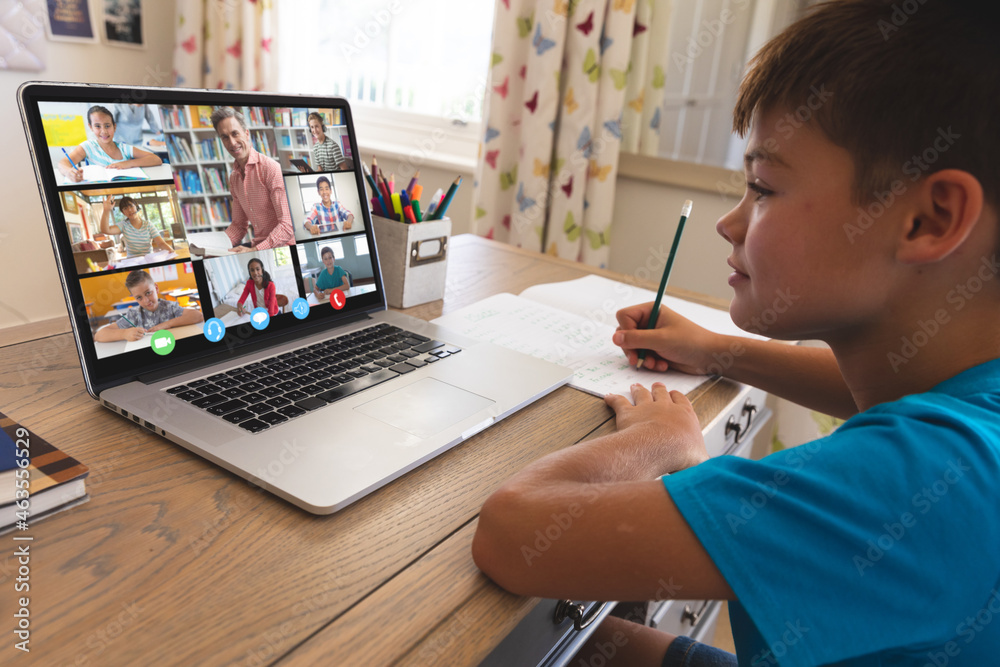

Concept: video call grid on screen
[[25, 91, 384, 381]]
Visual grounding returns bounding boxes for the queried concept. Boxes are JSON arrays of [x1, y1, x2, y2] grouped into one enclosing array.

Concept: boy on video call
[[95, 270, 203, 342], [473, 1, 1000, 665]]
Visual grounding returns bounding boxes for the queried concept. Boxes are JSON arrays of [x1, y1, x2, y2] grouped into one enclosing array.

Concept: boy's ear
[[896, 169, 984, 264]]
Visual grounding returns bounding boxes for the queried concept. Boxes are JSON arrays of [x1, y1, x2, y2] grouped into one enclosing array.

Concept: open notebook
[[433, 274, 765, 398]]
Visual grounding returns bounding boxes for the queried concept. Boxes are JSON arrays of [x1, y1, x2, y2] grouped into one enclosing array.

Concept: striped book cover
[[1, 411, 89, 533]]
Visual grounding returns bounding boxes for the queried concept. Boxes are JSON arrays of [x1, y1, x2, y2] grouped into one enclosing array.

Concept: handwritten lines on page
[[432, 293, 705, 398]]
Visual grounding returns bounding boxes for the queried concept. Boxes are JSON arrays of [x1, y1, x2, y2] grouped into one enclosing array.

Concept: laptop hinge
[[136, 311, 372, 385]]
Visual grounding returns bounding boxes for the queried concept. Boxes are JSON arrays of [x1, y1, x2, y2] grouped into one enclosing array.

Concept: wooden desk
[[0, 235, 741, 665]]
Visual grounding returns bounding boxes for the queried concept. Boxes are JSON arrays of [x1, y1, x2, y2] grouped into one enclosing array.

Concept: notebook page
[[432, 293, 705, 398], [518, 274, 765, 340]]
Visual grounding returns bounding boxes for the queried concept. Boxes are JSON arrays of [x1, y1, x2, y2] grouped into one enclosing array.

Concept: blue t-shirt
[[315, 266, 347, 292], [664, 358, 1000, 666]]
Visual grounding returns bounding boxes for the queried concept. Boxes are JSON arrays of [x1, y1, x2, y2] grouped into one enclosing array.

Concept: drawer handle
[[553, 600, 611, 631], [682, 600, 711, 626], [725, 399, 758, 445]]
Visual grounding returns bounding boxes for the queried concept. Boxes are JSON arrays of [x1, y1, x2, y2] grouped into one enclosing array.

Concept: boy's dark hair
[[117, 196, 138, 213], [320, 246, 334, 259], [124, 270, 154, 291], [734, 0, 999, 207], [316, 176, 331, 190]]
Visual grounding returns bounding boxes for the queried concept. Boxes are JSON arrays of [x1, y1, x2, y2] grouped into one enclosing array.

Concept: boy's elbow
[[473, 487, 537, 596]]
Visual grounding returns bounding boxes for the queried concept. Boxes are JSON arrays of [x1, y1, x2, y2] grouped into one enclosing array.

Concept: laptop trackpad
[[355, 378, 495, 439]]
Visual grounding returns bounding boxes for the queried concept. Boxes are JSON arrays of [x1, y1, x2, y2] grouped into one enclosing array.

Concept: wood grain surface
[[0, 235, 738, 666]]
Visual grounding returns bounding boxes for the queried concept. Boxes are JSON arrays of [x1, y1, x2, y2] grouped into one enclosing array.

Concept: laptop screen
[[19, 83, 386, 395]]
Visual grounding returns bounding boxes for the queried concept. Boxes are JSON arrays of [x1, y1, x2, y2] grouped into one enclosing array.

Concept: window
[[277, 1, 495, 121], [276, 1, 496, 164], [644, 0, 810, 169], [354, 236, 369, 256], [298, 239, 344, 263]]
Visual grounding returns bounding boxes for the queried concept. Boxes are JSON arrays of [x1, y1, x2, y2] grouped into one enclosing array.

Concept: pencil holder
[[370, 215, 451, 309]]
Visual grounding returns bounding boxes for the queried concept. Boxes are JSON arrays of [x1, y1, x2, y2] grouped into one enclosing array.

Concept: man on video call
[[211, 107, 295, 252]]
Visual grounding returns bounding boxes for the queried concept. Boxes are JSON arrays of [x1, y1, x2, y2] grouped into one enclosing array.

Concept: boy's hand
[[124, 327, 147, 341], [613, 303, 723, 375], [605, 383, 708, 471]]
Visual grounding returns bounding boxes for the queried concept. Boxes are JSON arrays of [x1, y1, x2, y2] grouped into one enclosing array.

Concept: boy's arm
[[472, 384, 734, 603], [94, 323, 145, 342], [614, 303, 857, 419], [148, 308, 203, 332]]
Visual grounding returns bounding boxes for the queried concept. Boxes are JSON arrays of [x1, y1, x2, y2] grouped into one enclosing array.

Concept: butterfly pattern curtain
[[475, 0, 673, 267], [173, 0, 276, 91]]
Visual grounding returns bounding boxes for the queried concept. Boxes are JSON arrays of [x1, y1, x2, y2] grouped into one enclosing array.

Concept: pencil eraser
[[681, 200, 693, 217]]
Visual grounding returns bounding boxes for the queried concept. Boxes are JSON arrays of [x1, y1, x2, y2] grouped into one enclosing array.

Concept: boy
[[303, 176, 354, 235], [95, 270, 203, 342], [472, 1, 1000, 665]]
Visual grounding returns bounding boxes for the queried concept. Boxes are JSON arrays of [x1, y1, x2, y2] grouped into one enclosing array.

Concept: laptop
[[18, 82, 572, 514]]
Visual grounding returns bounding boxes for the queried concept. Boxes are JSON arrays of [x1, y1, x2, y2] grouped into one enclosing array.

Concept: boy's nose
[[716, 204, 746, 245]]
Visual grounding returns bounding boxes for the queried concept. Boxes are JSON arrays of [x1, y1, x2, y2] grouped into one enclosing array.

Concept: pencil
[[637, 199, 693, 369], [61, 147, 80, 170], [430, 176, 461, 221]]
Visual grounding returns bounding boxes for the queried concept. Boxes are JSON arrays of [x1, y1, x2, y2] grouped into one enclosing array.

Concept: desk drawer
[[703, 385, 770, 458], [479, 599, 615, 667]]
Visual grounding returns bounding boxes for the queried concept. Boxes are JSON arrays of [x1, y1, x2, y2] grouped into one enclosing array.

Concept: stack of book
[[1, 411, 89, 535]]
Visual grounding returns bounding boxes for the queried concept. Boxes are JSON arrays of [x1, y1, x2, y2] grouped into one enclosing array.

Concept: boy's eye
[[746, 181, 773, 200]]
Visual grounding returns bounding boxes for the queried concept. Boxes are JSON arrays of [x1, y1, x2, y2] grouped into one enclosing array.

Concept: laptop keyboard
[[164, 323, 461, 433]]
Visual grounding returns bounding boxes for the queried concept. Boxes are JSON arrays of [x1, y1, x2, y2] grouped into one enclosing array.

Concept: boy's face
[[716, 108, 897, 340], [317, 181, 332, 205], [129, 280, 159, 312]]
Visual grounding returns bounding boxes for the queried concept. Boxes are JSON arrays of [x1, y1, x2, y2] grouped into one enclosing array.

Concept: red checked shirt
[[224, 146, 295, 250]]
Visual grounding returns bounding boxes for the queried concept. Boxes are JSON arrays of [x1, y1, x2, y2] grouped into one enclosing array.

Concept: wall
[[609, 176, 740, 302], [0, 1, 176, 331]]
